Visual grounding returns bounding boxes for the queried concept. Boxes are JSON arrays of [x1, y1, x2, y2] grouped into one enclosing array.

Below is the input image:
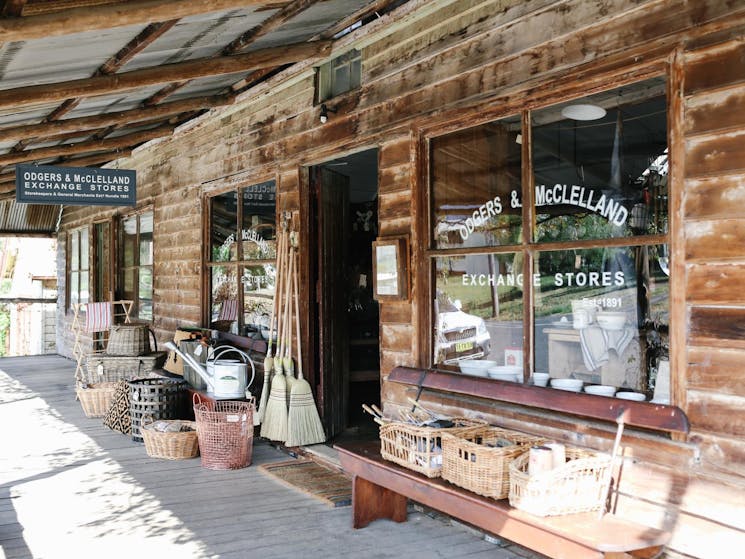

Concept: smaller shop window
[[68, 227, 89, 309], [120, 211, 153, 321], [316, 49, 361, 102], [208, 180, 276, 337]]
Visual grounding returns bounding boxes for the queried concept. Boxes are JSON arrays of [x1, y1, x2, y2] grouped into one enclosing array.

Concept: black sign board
[[15, 163, 136, 206]]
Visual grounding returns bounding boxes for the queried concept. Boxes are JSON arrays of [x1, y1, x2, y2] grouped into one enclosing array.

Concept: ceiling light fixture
[[319, 103, 337, 123], [561, 103, 607, 121]]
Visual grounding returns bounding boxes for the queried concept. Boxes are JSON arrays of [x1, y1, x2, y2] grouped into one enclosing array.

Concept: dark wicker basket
[[129, 377, 188, 442]]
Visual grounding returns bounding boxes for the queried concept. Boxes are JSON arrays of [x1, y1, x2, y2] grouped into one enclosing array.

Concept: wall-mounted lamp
[[319, 103, 337, 123]]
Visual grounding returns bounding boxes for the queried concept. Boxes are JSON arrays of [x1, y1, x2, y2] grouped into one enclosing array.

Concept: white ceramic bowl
[[459, 360, 497, 377], [487, 366, 521, 382], [616, 391, 646, 401], [532, 372, 550, 387], [584, 384, 616, 397], [550, 378, 583, 392], [596, 311, 626, 330]]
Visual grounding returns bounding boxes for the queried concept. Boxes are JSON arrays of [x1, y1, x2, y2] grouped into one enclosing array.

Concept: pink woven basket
[[193, 394, 255, 470]]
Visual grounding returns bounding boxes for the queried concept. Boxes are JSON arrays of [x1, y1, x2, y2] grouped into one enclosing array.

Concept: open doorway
[[310, 148, 380, 442]]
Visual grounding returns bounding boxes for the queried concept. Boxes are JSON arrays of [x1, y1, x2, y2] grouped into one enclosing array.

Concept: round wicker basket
[[76, 382, 118, 418], [140, 417, 199, 460]]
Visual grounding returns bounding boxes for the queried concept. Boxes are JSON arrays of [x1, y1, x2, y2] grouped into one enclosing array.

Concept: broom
[[259, 227, 289, 441], [257, 228, 283, 425], [286, 240, 325, 447], [283, 245, 297, 403]]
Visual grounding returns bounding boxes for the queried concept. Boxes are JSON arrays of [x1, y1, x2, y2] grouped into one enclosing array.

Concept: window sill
[[388, 366, 689, 434]]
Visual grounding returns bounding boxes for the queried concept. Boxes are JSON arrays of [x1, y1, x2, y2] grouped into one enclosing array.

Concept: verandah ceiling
[[0, 0, 400, 234]]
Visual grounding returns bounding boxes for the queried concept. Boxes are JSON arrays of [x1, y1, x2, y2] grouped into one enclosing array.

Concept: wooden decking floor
[[0, 355, 543, 559]]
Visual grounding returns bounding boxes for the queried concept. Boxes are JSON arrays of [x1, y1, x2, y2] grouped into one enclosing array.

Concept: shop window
[[316, 49, 361, 102], [68, 227, 89, 309], [207, 180, 276, 337], [430, 77, 669, 403], [120, 211, 153, 321]]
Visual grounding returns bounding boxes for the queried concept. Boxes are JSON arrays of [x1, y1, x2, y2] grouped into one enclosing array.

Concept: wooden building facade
[[54, 1, 745, 556]]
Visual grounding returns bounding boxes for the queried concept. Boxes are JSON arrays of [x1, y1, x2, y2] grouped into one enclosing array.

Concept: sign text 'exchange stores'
[[15, 163, 136, 206]]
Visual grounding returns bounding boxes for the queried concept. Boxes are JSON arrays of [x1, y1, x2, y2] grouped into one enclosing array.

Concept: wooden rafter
[[0, 124, 176, 167], [0, 40, 332, 111], [6, 18, 178, 159], [0, 95, 229, 142], [0, 0, 271, 42], [143, 0, 320, 105]]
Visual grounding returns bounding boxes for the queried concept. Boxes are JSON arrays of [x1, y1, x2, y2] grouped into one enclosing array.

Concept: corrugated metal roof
[[0, 0, 405, 235], [0, 201, 59, 235]]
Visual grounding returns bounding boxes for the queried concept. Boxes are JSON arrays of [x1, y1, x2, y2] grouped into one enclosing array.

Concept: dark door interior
[[311, 149, 380, 441]]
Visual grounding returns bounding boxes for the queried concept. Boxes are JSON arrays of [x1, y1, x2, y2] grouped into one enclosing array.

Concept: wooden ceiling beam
[[0, 40, 331, 111], [144, 0, 319, 105], [0, 124, 176, 167], [0, 0, 271, 42], [0, 95, 230, 142]]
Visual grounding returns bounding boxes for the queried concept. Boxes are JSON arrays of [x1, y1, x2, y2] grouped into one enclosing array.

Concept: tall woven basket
[[193, 394, 255, 470], [129, 377, 188, 442]]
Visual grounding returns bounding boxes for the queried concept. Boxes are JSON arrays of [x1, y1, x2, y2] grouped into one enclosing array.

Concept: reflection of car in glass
[[435, 297, 491, 364]]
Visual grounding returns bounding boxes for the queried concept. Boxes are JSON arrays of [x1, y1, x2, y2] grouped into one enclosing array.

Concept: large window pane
[[139, 213, 153, 266], [534, 244, 669, 397], [122, 216, 137, 267], [138, 266, 153, 320], [531, 78, 668, 242], [431, 115, 522, 250], [211, 192, 238, 262], [242, 264, 275, 338], [80, 229, 89, 271], [211, 266, 238, 333], [433, 254, 523, 368], [241, 181, 276, 260]]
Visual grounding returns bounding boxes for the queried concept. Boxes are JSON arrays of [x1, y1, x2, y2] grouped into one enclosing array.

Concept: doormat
[[259, 459, 352, 507]]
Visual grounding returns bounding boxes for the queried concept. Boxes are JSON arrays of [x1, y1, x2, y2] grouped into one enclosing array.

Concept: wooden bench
[[336, 441, 670, 559]]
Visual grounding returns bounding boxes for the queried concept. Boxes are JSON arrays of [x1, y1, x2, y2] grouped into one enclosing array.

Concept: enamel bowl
[[550, 378, 583, 392], [459, 360, 497, 377], [584, 384, 616, 397], [487, 366, 522, 382], [615, 391, 646, 401]]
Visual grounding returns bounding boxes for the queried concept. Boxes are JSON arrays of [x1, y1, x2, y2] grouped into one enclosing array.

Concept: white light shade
[[561, 103, 607, 120]]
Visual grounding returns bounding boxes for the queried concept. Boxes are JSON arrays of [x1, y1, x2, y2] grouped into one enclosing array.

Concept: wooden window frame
[[67, 226, 89, 312], [118, 208, 153, 322], [422, 69, 672, 405], [204, 179, 277, 337]]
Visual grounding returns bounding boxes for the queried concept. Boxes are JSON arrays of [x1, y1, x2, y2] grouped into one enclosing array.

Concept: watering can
[[165, 342, 255, 399]]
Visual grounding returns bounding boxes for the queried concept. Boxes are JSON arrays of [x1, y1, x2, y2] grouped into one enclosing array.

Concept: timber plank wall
[[56, 1, 745, 556]]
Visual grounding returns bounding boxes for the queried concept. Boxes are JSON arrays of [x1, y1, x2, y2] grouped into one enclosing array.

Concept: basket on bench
[[441, 426, 546, 499], [379, 417, 487, 478], [509, 446, 612, 516]]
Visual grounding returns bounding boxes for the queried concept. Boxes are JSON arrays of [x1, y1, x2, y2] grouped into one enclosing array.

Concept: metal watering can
[[165, 342, 255, 399]]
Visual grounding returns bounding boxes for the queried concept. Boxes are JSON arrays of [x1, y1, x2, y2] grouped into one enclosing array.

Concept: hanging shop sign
[[15, 163, 136, 206]]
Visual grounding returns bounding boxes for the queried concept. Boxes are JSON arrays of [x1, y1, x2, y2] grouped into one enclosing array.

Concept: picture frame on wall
[[372, 236, 409, 301]]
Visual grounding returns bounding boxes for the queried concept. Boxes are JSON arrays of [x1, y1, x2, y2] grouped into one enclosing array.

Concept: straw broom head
[[286, 241, 325, 446], [259, 370, 288, 441]]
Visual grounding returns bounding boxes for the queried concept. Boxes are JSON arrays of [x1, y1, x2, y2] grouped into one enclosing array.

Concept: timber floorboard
[[0, 355, 545, 559]]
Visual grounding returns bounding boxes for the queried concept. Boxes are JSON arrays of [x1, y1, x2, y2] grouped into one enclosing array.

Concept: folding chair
[[72, 299, 133, 381]]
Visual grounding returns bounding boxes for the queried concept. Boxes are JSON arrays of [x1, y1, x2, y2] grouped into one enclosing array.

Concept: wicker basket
[[441, 427, 546, 499], [140, 415, 199, 460], [83, 352, 167, 384], [129, 377, 189, 443], [77, 382, 118, 418], [508, 446, 612, 516], [379, 417, 487, 478], [193, 395, 255, 470], [106, 323, 156, 356]]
